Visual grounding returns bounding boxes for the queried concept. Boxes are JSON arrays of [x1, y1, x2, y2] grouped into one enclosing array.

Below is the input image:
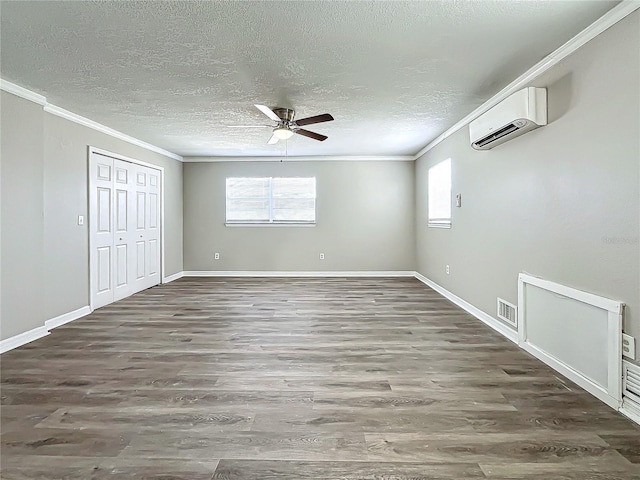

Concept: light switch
[[78, 215, 84, 226]]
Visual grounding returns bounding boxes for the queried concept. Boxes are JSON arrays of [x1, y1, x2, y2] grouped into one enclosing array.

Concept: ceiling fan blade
[[267, 134, 279, 145], [295, 129, 328, 141], [255, 104, 281, 122], [294, 113, 334, 126], [226, 125, 271, 128]]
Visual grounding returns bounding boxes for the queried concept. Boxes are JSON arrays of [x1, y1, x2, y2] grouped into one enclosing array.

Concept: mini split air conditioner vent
[[473, 121, 525, 149], [497, 298, 517, 327], [470, 87, 547, 150]]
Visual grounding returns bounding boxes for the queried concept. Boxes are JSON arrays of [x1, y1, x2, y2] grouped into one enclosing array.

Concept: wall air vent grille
[[623, 361, 640, 403], [497, 298, 517, 327]]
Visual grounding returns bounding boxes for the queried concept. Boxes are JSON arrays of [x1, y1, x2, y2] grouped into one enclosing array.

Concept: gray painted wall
[[415, 13, 640, 339], [1, 93, 45, 339], [183, 161, 415, 272], [1, 91, 184, 340], [43, 113, 184, 319]]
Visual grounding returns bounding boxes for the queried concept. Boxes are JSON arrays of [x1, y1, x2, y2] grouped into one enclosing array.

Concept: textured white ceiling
[[1, 0, 618, 157]]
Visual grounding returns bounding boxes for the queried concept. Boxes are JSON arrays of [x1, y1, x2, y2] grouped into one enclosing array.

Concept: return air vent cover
[[497, 298, 517, 327], [623, 361, 640, 403]]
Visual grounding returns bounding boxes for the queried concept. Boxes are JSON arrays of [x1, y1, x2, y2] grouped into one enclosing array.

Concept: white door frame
[[88, 146, 166, 312]]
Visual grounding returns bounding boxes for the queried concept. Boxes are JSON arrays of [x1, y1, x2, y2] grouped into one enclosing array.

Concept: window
[[226, 177, 316, 225], [428, 158, 452, 228]]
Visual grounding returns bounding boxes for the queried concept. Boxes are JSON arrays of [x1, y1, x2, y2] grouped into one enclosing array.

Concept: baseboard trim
[[413, 272, 518, 343], [620, 397, 640, 425], [0, 326, 50, 354], [45, 306, 91, 330], [163, 271, 185, 283], [2, 305, 92, 354], [182, 270, 416, 278]]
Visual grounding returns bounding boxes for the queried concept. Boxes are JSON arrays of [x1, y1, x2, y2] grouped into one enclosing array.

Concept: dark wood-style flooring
[[1, 277, 639, 479]]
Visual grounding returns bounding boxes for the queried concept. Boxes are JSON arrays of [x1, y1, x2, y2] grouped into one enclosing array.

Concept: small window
[[428, 158, 451, 228], [226, 177, 316, 225]]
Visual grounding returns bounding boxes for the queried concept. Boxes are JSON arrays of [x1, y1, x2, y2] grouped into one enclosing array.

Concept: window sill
[[428, 222, 451, 229], [225, 222, 316, 227]]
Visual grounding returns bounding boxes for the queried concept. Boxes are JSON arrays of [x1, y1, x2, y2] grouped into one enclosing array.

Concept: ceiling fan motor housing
[[272, 108, 295, 124]]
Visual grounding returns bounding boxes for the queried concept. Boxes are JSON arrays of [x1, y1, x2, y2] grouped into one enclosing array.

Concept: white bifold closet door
[[90, 154, 161, 310]]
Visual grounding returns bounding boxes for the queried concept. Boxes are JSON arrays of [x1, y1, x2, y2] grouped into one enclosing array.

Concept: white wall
[[415, 12, 640, 341], [183, 160, 415, 272], [0, 91, 184, 341]]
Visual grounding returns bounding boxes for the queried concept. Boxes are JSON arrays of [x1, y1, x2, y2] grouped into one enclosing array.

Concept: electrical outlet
[[455, 194, 462, 207], [445, 265, 450, 275], [319, 253, 325, 260], [214, 252, 220, 260], [623, 333, 636, 360]]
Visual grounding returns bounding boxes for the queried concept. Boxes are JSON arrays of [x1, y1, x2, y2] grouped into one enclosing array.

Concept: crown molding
[[0, 79, 47, 105], [183, 155, 414, 163], [1, 79, 183, 162], [411, 0, 640, 160], [43, 104, 183, 161]]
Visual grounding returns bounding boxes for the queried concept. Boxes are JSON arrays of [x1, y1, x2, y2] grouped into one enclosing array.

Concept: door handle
[[139, 235, 143, 238], [119, 237, 123, 241]]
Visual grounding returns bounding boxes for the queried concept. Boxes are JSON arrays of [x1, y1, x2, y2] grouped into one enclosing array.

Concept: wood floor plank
[[212, 459, 486, 479], [0, 405, 58, 433], [1, 427, 130, 457], [0, 456, 105, 480], [93, 458, 220, 479], [120, 430, 367, 461], [480, 459, 640, 479], [1, 277, 639, 478], [599, 434, 640, 464], [0, 456, 220, 480], [34, 406, 256, 432], [364, 431, 623, 463], [250, 407, 478, 434]]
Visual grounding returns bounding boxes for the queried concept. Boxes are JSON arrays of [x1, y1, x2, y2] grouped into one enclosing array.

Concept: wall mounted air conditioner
[[469, 87, 547, 150]]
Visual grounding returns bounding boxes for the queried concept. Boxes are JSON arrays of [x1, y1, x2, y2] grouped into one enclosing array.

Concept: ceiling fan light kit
[[273, 127, 294, 140], [228, 104, 334, 144]]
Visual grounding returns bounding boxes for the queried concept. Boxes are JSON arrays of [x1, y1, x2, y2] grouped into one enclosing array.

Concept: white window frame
[[428, 158, 452, 228], [225, 176, 316, 226]]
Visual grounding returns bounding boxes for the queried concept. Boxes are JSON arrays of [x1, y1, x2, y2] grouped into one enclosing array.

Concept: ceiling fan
[[228, 105, 334, 144]]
